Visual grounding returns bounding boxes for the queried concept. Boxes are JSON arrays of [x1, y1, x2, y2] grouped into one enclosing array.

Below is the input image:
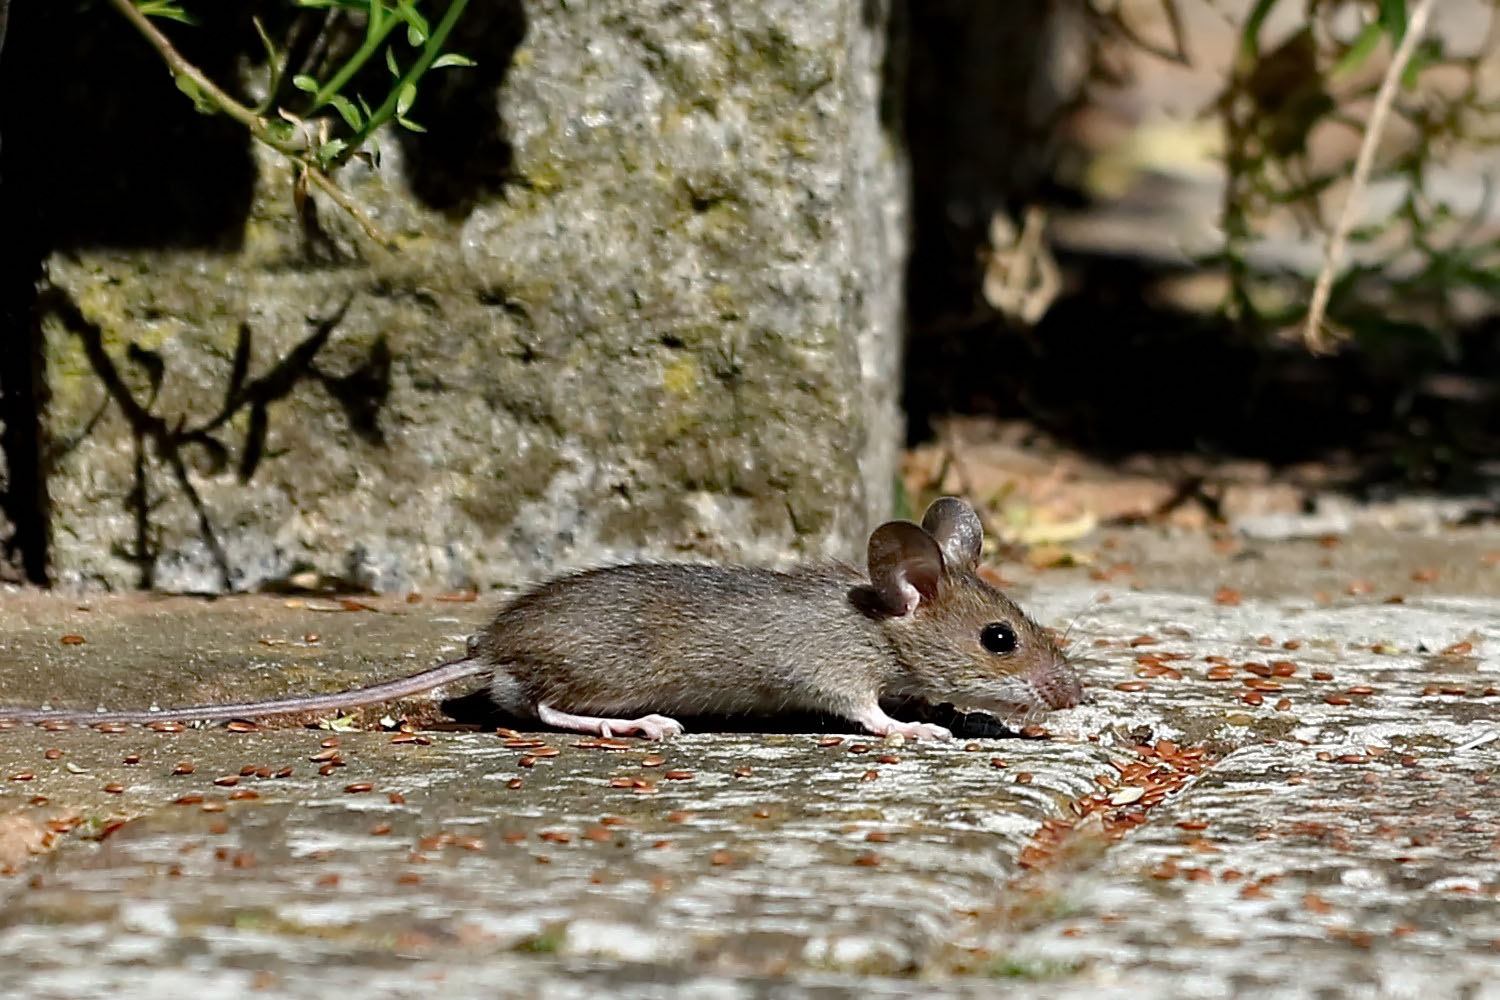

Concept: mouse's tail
[[0, 656, 490, 725]]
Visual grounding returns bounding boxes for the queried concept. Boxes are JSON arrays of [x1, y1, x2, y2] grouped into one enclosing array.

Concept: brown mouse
[[0, 497, 1082, 740]]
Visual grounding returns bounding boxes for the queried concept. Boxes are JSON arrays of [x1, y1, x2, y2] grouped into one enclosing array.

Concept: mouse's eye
[[981, 622, 1017, 655]]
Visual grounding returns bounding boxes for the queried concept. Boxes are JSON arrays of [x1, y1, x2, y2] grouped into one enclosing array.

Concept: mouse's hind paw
[[536, 703, 684, 741]]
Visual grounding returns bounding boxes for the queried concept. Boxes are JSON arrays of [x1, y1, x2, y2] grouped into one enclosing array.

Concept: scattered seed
[[848, 744, 871, 755], [174, 793, 204, 805], [853, 851, 882, 866], [1241, 691, 1263, 706], [1347, 685, 1376, 696], [203, 800, 228, 813], [518, 756, 538, 768], [213, 776, 239, 787], [344, 782, 374, 794], [991, 757, 1008, 769], [1324, 695, 1352, 706], [275, 767, 294, 778], [230, 789, 260, 801], [663, 770, 693, 781], [1015, 772, 1033, 784], [733, 766, 753, 778], [710, 850, 734, 866], [1020, 725, 1048, 738], [1275, 698, 1292, 711], [865, 831, 891, 842], [1114, 681, 1149, 692], [59, 634, 86, 645], [506, 778, 523, 789], [150, 721, 185, 733], [1213, 588, 1242, 606], [102, 783, 124, 794], [818, 737, 844, 747], [388, 791, 406, 804], [539, 831, 573, 844], [9, 772, 35, 782], [1442, 641, 1474, 656], [640, 755, 666, 767], [225, 721, 261, 733], [860, 770, 880, 782]]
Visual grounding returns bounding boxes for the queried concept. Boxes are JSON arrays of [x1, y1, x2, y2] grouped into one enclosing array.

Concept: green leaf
[[386, 47, 400, 77], [328, 94, 363, 130], [292, 74, 319, 93], [1332, 22, 1384, 79], [432, 53, 476, 69], [135, 1, 197, 25], [358, 95, 374, 119], [396, 82, 417, 116], [173, 73, 217, 114], [1378, 0, 1408, 44], [1401, 39, 1442, 89], [317, 139, 349, 166], [1241, 0, 1282, 58], [397, 116, 426, 133], [407, 23, 427, 46], [395, 2, 431, 41]]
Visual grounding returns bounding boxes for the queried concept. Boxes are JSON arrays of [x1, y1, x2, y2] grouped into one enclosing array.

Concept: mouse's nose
[[1031, 662, 1084, 709]]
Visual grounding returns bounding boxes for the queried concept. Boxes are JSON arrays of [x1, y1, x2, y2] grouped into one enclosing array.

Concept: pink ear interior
[[866, 521, 944, 616]]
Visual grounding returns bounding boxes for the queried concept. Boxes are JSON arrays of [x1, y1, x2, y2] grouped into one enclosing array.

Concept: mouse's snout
[[1030, 660, 1084, 710]]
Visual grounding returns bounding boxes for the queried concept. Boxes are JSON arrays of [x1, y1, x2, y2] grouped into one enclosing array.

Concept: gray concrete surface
[[1, 522, 1498, 997]]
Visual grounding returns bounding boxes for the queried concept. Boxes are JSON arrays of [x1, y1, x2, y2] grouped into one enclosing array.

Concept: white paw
[[884, 721, 953, 741], [622, 714, 685, 741]]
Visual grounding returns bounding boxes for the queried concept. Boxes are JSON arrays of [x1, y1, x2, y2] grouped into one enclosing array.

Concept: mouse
[[0, 497, 1082, 740]]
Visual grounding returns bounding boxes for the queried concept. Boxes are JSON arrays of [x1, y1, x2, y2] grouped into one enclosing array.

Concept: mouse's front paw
[[852, 704, 954, 742]]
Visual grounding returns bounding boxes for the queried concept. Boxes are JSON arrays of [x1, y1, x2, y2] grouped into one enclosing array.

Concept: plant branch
[[310, 3, 401, 110], [1302, 0, 1437, 353], [305, 166, 393, 248], [110, 0, 267, 135], [347, 0, 469, 153], [110, 0, 392, 248]]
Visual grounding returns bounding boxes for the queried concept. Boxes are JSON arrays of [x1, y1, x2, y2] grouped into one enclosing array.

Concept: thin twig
[[306, 165, 395, 249], [109, 0, 266, 134], [1302, 0, 1437, 353]]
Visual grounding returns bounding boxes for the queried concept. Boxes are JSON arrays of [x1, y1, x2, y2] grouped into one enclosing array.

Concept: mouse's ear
[[865, 521, 943, 616], [921, 496, 983, 571]]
